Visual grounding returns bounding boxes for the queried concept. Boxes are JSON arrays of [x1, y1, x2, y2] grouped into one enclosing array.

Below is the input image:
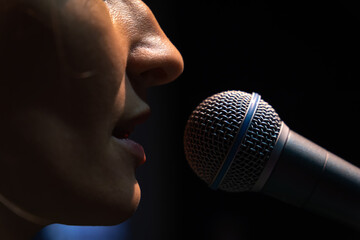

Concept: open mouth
[[112, 126, 132, 139], [111, 124, 146, 167]]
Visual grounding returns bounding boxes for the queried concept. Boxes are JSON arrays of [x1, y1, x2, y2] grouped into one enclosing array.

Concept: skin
[[0, 0, 183, 239]]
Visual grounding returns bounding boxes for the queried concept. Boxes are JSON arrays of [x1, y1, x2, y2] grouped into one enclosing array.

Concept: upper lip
[[111, 110, 151, 139]]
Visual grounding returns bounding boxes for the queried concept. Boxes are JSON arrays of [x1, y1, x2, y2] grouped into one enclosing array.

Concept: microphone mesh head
[[184, 91, 282, 192]]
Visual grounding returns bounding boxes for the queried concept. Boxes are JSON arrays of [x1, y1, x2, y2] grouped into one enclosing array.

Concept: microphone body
[[184, 90, 360, 229], [260, 125, 360, 228]]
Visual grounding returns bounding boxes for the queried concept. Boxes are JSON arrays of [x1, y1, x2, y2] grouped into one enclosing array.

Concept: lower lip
[[113, 137, 146, 167]]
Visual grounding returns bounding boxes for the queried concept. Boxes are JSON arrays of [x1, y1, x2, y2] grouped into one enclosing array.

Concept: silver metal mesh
[[184, 91, 282, 192]]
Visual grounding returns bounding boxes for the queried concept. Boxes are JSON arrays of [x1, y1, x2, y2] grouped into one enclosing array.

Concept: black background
[[131, 0, 360, 239]]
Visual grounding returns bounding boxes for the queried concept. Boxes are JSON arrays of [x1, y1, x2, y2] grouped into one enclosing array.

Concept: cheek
[[1, 2, 128, 133], [53, 0, 129, 79]]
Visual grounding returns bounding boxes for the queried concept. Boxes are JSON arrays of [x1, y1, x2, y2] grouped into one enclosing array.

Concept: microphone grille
[[184, 91, 282, 192]]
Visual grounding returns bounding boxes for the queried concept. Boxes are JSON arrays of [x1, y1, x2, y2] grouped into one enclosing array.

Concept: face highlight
[[0, 0, 183, 225]]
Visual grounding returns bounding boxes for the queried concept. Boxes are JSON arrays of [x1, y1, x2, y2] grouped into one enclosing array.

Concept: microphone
[[184, 90, 360, 228]]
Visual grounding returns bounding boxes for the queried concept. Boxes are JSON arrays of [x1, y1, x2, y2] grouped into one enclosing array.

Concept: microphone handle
[[260, 129, 360, 229]]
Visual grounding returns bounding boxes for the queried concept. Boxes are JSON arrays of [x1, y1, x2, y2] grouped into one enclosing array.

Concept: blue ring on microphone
[[210, 92, 261, 190]]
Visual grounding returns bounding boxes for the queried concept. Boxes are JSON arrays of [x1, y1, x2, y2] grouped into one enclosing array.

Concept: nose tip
[[127, 35, 184, 87]]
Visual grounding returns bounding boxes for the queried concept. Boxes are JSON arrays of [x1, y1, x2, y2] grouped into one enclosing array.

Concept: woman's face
[[0, 0, 183, 225]]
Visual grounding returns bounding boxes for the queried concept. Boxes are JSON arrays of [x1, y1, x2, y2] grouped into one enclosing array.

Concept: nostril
[[127, 35, 184, 87], [128, 50, 184, 87], [140, 68, 168, 84]]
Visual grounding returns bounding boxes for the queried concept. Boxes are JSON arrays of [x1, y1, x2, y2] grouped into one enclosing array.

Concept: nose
[[125, 5, 184, 88]]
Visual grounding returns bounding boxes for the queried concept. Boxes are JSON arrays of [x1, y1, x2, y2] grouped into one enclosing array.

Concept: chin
[[112, 182, 141, 225], [55, 182, 142, 226], [94, 184, 141, 226]]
